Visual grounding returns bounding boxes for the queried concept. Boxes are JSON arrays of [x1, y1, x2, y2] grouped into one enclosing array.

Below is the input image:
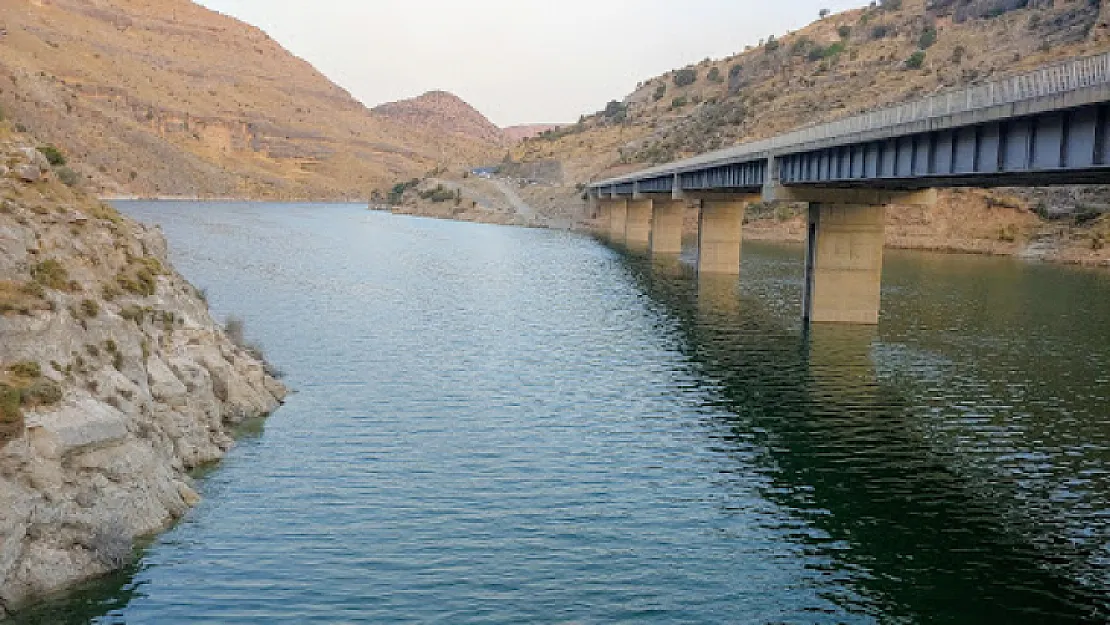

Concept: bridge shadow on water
[[617, 247, 1109, 623]]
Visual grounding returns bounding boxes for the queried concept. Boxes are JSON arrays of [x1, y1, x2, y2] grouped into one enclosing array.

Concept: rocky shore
[[0, 125, 286, 618]]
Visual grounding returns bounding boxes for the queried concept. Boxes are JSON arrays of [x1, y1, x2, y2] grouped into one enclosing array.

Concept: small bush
[[0, 384, 22, 427], [765, 36, 780, 52], [37, 145, 66, 166], [881, 0, 902, 10], [671, 96, 689, 109], [918, 27, 937, 49], [57, 166, 80, 187], [870, 24, 889, 39], [905, 51, 926, 70], [25, 379, 63, 406], [707, 67, 723, 83], [653, 84, 666, 102], [9, 361, 42, 379], [80, 299, 99, 318], [602, 100, 627, 122], [31, 259, 70, 291], [951, 45, 966, 64], [838, 25, 852, 39], [673, 68, 698, 88]]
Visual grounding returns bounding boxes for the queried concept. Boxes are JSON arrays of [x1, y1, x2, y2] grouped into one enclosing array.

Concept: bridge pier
[[696, 197, 751, 275], [803, 203, 886, 325], [624, 199, 653, 250], [650, 199, 685, 256], [606, 198, 628, 243]]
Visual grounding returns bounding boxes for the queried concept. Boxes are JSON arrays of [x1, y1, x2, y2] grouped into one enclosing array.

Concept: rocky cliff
[[0, 0, 501, 200], [0, 121, 286, 618]]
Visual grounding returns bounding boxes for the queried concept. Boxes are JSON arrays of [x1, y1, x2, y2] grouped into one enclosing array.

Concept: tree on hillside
[[673, 68, 698, 88], [820, 8, 830, 18]]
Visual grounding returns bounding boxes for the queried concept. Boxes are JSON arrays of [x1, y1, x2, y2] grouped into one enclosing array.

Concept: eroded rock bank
[[0, 125, 286, 618]]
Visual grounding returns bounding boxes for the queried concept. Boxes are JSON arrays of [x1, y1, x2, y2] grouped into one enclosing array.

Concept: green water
[[10, 201, 1109, 624]]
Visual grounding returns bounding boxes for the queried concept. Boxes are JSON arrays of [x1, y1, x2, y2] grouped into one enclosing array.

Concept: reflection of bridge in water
[[591, 52, 1110, 325], [616, 249, 1110, 622]]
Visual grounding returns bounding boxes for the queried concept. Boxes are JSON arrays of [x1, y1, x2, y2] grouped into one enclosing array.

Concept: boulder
[[146, 356, 187, 403], [16, 165, 40, 184], [24, 399, 129, 459]]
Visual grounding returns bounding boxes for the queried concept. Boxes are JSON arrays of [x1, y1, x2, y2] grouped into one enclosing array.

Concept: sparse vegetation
[[673, 68, 698, 88], [905, 51, 926, 70], [838, 25, 852, 39], [653, 84, 667, 102], [707, 67, 723, 83], [671, 96, 689, 109], [79, 299, 100, 318], [918, 27, 937, 49], [31, 259, 70, 291], [57, 166, 80, 187], [37, 145, 66, 166], [765, 35, 780, 52]]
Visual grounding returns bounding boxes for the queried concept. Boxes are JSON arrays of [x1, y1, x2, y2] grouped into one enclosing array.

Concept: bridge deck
[[591, 52, 1110, 193]]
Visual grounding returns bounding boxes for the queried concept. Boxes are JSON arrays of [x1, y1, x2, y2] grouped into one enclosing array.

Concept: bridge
[[589, 52, 1110, 325]]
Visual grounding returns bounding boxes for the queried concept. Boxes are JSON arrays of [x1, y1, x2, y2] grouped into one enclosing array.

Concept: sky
[[195, 0, 864, 127]]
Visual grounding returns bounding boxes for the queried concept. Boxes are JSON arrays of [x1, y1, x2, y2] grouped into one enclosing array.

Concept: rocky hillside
[[512, 0, 1110, 264], [373, 91, 507, 148], [503, 124, 565, 142], [0, 120, 286, 618], [0, 0, 502, 200]]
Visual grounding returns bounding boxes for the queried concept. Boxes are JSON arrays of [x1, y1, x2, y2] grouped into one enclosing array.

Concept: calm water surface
[[14, 201, 1110, 624]]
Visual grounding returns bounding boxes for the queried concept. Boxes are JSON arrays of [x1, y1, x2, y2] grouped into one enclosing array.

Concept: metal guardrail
[[593, 51, 1110, 188]]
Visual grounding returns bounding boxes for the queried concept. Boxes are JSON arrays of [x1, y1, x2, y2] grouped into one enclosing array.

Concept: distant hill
[[0, 0, 501, 200], [374, 91, 507, 148]]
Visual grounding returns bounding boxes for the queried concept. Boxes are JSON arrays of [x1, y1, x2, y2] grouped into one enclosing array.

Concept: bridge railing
[[758, 52, 1110, 153], [595, 51, 1110, 186]]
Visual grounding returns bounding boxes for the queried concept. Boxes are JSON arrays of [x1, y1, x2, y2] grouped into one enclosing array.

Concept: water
[[13, 201, 1110, 624]]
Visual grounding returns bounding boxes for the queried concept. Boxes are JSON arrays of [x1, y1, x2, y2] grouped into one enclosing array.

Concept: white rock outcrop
[[0, 134, 288, 617]]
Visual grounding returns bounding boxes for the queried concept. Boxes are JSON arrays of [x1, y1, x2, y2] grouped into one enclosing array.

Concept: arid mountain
[[0, 0, 501, 200], [503, 124, 565, 143], [373, 91, 507, 148], [516, 0, 1107, 185]]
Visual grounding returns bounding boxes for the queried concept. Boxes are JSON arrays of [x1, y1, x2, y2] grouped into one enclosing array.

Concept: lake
[[14, 201, 1110, 623]]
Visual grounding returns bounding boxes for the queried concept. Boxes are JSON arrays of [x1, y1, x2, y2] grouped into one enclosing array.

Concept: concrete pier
[[696, 200, 745, 275], [803, 204, 886, 325], [607, 199, 628, 243], [650, 199, 685, 256], [624, 199, 653, 250]]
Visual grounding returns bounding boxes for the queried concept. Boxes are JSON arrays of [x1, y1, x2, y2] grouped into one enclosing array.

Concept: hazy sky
[[196, 0, 863, 127]]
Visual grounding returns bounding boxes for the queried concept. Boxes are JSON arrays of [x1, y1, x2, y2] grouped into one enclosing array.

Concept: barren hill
[[374, 91, 507, 147], [0, 0, 501, 200]]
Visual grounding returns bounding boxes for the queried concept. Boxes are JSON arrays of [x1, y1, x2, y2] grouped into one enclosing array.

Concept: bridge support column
[[607, 199, 628, 242], [803, 203, 885, 325], [697, 200, 746, 275], [624, 199, 653, 250], [650, 199, 685, 256]]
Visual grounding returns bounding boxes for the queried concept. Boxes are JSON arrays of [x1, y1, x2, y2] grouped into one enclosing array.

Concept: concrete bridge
[[589, 52, 1110, 325]]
